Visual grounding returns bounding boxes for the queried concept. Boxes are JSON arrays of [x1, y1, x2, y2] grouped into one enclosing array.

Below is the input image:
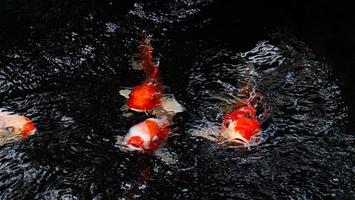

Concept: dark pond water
[[0, 0, 354, 199]]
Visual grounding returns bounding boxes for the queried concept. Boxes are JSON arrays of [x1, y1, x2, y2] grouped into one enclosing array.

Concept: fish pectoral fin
[[119, 89, 131, 99], [161, 96, 184, 113]]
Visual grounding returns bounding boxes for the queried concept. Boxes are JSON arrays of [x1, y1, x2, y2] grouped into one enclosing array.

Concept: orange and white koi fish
[[0, 112, 36, 142], [220, 104, 261, 146], [119, 36, 184, 114], [123, 117, 170, 152]]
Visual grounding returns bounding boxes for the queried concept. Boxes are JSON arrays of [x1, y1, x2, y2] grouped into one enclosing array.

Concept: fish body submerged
[[220, 106, 260, 146], [123, 118, 170, 152], [0, 113, 36, 141]]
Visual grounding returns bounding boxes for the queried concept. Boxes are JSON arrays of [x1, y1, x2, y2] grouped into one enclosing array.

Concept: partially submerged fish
[[120, 87, 184, 115], [0, 112, 36, 142], [119, 35, 184, 114], [121, 35, 164, 112], [122, 117, 171, 152], [119, 35, 183, 153], [190, 90, 267, 148], [126, 74, 163, 112], [220, 105, 261, 146]]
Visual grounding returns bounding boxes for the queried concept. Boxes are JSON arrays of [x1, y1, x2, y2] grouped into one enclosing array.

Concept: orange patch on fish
[[127, 78, 163, 112], [124, 118, 170, 151], [221, 106, 260, 145], [0, 113, 37, 141]]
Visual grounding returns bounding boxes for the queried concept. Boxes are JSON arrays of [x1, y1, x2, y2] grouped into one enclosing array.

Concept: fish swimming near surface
[[218, 64, 268, 147], [119, 36, 184, 114], [120, 36, 163, 112], [190, 64, 269, 148], [0, 112, 36, 143], [122, 117, 171, 152], [118, 35, 183, 152], [220, 103, 261, 146]]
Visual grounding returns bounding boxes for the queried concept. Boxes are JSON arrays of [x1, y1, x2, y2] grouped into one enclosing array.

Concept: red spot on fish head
[[127, 136, 145, 149], [21, 119, 36, 139]]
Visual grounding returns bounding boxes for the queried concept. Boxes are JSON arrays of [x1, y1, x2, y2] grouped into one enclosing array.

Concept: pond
[[0, 1, 354, 199]]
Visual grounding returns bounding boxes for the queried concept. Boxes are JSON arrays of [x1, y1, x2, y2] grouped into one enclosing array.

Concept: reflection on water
[[0, 0, 354, 199]]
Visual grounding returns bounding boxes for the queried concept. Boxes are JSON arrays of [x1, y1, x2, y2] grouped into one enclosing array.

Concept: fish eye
[[224, 121, 230, 128], [151, 94, 160, 101], [245, 113, 252, 119], [6, 126, 15, 133], [152, 135, 159, 143]]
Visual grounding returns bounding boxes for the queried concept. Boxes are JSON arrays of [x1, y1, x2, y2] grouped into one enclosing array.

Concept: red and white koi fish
[[220, 104, 261, 146], [118, 35, 183, 152], [0, 112, 36, 142], [123, 117, 171, 152]]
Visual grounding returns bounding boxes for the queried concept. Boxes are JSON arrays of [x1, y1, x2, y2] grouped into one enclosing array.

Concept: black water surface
[[0, 1, 354, 199]]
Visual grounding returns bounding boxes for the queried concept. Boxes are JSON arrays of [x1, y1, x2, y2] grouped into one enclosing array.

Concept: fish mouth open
[[219, 128, 251, 148], [126, 144, 144, 151], [219, 135, 249, 146], [229, 136, 249, 145], [118, 142, 145, 152]]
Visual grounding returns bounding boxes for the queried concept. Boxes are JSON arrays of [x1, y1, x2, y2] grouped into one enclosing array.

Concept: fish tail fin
[[137, 34, 159, 78]]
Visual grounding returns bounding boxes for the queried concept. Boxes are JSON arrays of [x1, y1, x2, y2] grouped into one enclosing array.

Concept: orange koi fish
[[127, 69, 163, 112], [0, 112, 36, 141], [124, 36, 163, 112], [120, 36, 183, 114], [220, 105, 261, 146], [123, 117, 170, 152]]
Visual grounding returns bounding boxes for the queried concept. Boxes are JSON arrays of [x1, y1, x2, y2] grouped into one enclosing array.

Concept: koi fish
[[220, 105, 261, 146], [0, 112, 36, 141], [122, 117, 170, 152], [127, 35, 163, 112], [118, 35, 183, 152], [119, 36, 184, 114], [126, 73, 163, 112]]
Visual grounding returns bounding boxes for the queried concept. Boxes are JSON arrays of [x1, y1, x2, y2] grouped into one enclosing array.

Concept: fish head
[[220, 107, 260, 145], [228, 106, 257, 119], [221, 116, 249, 145], [0, 114, 36, 139], [124, 118, 166, 151]]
